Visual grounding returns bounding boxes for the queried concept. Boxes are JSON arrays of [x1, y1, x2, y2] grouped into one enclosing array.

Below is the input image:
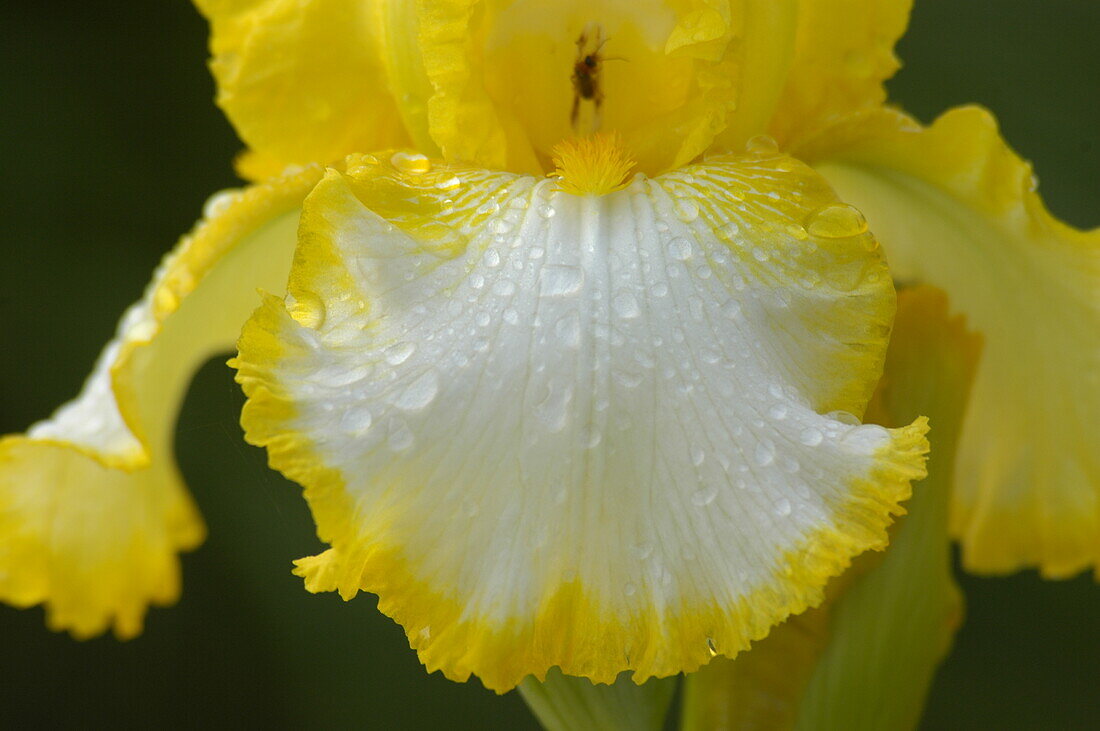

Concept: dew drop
[[202, 188, 239, 219], [775, 498, 792, 517], [492, 278, 516, 296], [390, 151, 431, 174], [768, 403, 789, 420], [386, 420, 415, 451], [753, 439, 776, 467], [393, 369, 440, 411], [339, 408, 373, 434], [785, 223, 809, 240], [489, 218, 512, 235], [630, 542, 654, 561], [651, 281, 669, 297], [612, 292, 641, 319], [752, 247, 769, 262], [805, 203, 868, 239], [691, 446, 706, 467], [475, 311, 492, 328], [623, 583, 637, 597], [721, 299, 742, 320], [691, 485, 719, 507], [799, 427, 824, 446], [503, 307, 519, 325], [384, 341, 417, 365], [539, 266, 585, 297], [436, 175, 461, 191], [745, 134, 779, 155], [554, 312, 581, 348], [612, 369, 644, 388], [484, 248, 502, 267], [528, 246, 545, 260], [287, 291, 326, 330], [537, 204, 556, 219], [667, 237, 693, 261], [825, 410, 861, 426], [675, 198, 700, 222]]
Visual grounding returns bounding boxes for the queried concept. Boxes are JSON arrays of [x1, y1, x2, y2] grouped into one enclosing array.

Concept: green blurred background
[[1, 1, 1097, 727]]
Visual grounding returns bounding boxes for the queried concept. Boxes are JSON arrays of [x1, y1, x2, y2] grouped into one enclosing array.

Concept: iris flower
[[1, 0, 1096, 726]]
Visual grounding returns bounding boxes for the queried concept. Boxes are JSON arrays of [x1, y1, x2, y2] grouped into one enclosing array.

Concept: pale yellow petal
[[234, 148, 927, 691], [0, 167, 321, 637], [802, 106, 1100, 578], [195, 0, 410, 176]]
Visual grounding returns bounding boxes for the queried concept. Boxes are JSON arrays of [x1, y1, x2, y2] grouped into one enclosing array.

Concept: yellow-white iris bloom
[[0, 0, 1096, 697]]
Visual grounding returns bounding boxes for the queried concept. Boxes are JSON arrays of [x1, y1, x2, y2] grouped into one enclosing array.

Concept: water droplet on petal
[[675, 198, 700, 222], [753, 439, 776, 467], [492, 278, 516, 296], [612, 292, 641, 319], [287, 291, 326, 330], [386, 420, 415, 451], [202, 189, 239, 219], [691, 446, 706, 467], [799, 427, 824, 446], [537, 204, 556, 219], [775, 497, 792, 517], [390, 151, 431, 174], [691, 485, 719, 507], [436, 175, 461, 191], [393, 369, 440, 411], [768, 403, 788, 420], [825, 410, 861, 426], [539, 266, 584, 297], [805, 203, 868, 239], [667, 237, 693, 261], [623, 582, 637, 597], [339, 408, 373, 435], [745, 134, 779, 155], [384, 341, 417, 365]]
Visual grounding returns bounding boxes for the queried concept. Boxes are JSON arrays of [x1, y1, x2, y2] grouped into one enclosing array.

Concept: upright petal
[[801, 106, 1100, 578], [681, 286, 974, 730], [234, 147, 928, 691], [417, 0, 792, 175], [762, 0, 913, 149], [0, 167, 321, 638], [195, 0, 411, 177]]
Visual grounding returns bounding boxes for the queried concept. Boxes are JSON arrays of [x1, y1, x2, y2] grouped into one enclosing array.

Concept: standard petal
[[417, 0, 798, 175], [195, 0, 411, 177], [0, 167, 321, 638], [802, 106, 1100, 578], [681, 286, 973, 730], [761, 0, 913, 149], [234, 149, 928, 691]]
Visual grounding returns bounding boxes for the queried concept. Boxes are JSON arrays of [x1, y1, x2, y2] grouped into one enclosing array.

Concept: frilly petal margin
[[195, 0, 411, 178], [801, 106, 1100, 578], [0, 167, 321, 638], [234, 150, 928, 691], [682, 286, 973, 730]]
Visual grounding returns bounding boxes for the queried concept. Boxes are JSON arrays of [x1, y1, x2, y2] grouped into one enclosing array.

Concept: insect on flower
[[570, 21, 621, 133]]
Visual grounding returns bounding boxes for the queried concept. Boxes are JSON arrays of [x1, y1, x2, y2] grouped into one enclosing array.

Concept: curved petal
[[0, 167, 321, 638], [417, 0, 791, 175], [801, 106, 1100, 578], [681, 286, 973, 730], [195, 0, 411, 177], [234, 148, 928, 691], [764, 0, 913, 149]]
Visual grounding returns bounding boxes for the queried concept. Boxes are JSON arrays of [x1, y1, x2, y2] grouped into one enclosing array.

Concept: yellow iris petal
[[418, 0, 750, 175], [196, 0, 411, 178], [682, 286, 974, 730], [765, 0, 913, 148], [0, 167, 321, 637], [233, 149, 927, 691], [802, 106, 1100, 579]]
